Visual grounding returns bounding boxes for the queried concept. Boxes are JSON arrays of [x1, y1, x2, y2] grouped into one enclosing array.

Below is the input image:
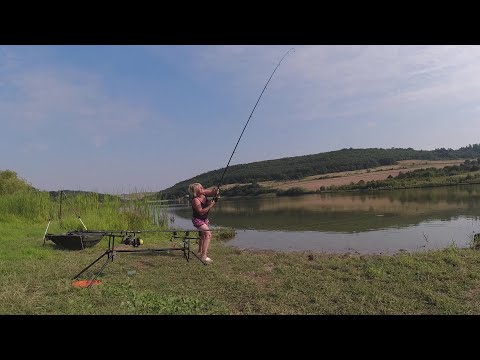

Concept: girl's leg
[[197, 235, 203, 254], [202, 230, 212, 259], [193, 219, 204, 254], [196, 223, 210, 259]]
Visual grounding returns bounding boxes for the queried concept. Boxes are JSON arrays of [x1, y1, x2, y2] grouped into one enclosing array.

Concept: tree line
[[156, 144, 480, 199]]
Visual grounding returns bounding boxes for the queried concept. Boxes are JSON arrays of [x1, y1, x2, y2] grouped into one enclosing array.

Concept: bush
[[277, 187, 308, 196], [0, 170, 34, 195]]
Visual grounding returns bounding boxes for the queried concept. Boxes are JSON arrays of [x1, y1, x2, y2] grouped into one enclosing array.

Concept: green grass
[[0, 190, 168, 231], [2, 190, 480, 314], [2, 220, 480, 314]]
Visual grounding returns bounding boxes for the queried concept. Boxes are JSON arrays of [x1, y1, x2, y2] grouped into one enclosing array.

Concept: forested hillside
[[157, 144, 480, 199]]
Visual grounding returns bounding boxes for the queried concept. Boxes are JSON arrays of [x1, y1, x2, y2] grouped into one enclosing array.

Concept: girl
[[188, 183, 219, 263]]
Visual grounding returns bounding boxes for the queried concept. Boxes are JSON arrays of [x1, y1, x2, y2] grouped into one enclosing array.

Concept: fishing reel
[[121, 235, 144, 247]]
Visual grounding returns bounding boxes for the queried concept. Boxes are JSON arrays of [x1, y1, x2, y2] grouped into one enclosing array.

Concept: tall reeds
[[0, 190, 168, 231], [0, 190, 51, 223]]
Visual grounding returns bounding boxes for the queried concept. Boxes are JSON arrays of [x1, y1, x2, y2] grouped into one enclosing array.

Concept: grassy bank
[[2, 220, 480, 314], [2, 189, 480, 314]]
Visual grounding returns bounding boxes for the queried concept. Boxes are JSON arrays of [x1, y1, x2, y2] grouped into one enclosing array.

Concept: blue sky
[[1, 45, 480, 194]]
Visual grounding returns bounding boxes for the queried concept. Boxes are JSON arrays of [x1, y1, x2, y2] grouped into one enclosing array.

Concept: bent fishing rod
[[213, 47, 295, 200]]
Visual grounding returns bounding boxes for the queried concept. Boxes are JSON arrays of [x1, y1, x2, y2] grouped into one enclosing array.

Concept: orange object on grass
[[72, 279, 102, 288]]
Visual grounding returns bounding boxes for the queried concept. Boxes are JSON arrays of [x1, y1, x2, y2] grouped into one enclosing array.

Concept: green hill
[[157, 144, 480, 199]]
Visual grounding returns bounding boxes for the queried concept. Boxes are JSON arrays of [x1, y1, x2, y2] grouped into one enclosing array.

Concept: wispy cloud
[[0, 60, 154, 147], [3, 45, 480, 192], [22, 142, 49, 153], [192, 45, 480, 124]]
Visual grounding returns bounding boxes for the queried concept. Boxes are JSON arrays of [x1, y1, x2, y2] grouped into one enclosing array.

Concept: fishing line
[[214, 48, 295, 200], [61, 190, 88, 230]]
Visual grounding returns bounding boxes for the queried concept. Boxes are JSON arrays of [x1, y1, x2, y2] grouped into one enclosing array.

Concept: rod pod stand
[[72, 230, 207, 288]]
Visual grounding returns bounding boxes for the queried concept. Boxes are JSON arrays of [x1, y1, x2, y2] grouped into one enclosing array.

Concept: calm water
[[163, 184, 480, 254]]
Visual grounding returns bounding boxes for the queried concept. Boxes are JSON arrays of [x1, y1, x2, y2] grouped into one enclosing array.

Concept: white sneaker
[[201, 256, 213, 264]]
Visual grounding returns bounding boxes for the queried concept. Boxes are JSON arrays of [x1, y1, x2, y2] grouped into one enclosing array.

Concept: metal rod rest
[[73, 230, 207, 286]]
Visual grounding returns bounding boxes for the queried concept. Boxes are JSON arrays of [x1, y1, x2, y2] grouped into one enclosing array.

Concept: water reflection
[[165, 185, 480, 254]]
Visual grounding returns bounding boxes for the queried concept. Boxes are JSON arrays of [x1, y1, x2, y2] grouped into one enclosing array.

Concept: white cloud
[[193, 45, 480, 125], [0, 61, 153, 146]]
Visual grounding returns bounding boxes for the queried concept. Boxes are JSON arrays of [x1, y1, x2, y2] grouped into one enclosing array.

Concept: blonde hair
[[188, 183, 202, 197]]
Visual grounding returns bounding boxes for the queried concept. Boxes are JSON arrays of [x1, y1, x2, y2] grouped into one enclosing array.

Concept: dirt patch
[[258, 159, 466, 191]]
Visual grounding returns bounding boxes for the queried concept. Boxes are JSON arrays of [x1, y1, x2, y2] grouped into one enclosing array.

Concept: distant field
[[120, 192, 157, 200], [221, 159, 468, 192]]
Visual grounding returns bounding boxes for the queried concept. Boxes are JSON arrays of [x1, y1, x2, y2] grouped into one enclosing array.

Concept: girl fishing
[[188, 183, 220, 263], [187, 48, 294, 265]]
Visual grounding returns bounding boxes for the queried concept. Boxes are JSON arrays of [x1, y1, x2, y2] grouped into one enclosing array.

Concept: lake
[[162, 184, 480, 254]]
